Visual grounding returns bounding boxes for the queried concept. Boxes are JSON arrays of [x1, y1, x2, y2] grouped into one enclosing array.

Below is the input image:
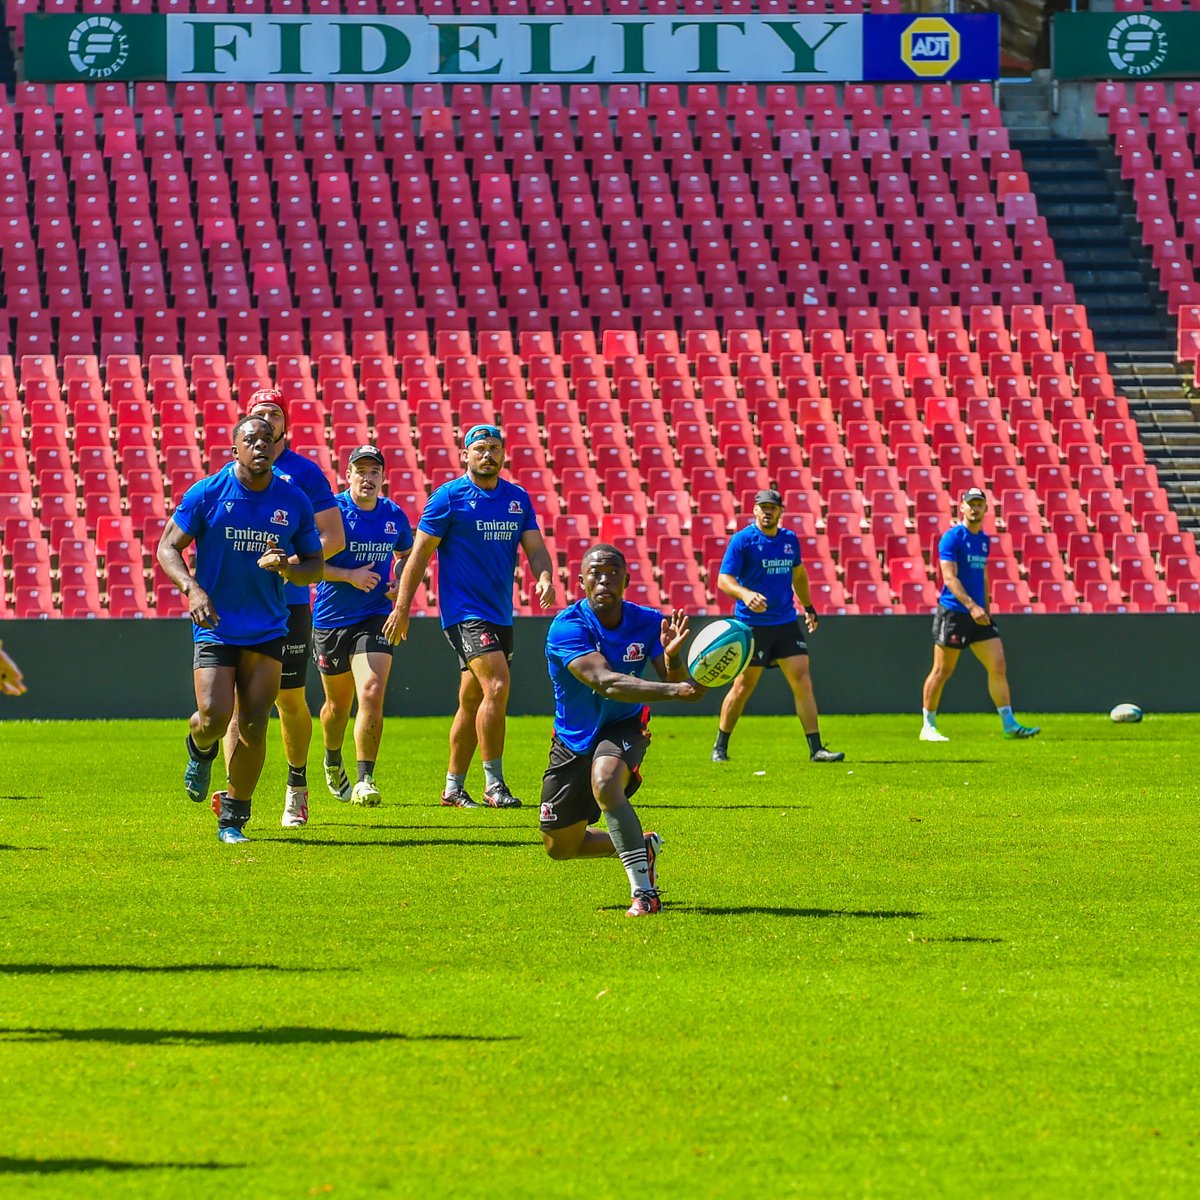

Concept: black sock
[[357, 759, 375, 782], [714, 729, 731, 752], [806, 732, 823, 756], [325, 747, 343, 767], [287, 764, 307, 787], [187, 733, 219, 762], [217, 794, 251, 829]]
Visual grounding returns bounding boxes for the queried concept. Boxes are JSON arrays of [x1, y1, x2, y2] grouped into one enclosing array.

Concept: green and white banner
[[1052, 12, 1200, 80], [24, 12, 998, 83]]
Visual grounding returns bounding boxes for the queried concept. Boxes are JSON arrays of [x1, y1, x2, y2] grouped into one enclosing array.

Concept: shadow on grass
[[321, 822, 519, 831], [0, 845, 46, 851], [0, 1026, 518, 1046], [0, 964, 339, 976], [0, 1157, 240, 1175], [258, 837, 531, 849], [672, 905, 924, 919], [915, 936, 1004, 944], [639, 804, 813, 811], [848, 759, 991, 765]]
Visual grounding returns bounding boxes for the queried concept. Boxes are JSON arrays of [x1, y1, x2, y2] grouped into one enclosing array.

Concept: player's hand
[[660, 609, 691, 660], [535, 576, 556, 610], [745, 591, 768, 614], [385, 578, 399, 601], [673, 679, 706, 703], [969, 604, 990, 625], [803, 607, 819, 634], [257, 547, 290, 575], [347, 566, 381, 593], [0, 646, 27, 696], [187, 585, 219, 629], [382, 606, 410, 644]]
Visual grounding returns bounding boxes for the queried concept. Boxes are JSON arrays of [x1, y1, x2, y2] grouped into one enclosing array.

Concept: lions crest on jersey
[[508, 500, 523, 514], [271, 508, 289, 526], [623, 642, 646, 663]]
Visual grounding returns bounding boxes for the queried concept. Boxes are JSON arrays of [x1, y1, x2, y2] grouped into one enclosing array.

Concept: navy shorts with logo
[[539, 710, 650, 832], [313, 614, 393, 676], [748, 619, 808, 668], [932, 605, 1001, 649], [281, 603, 314, 690], [193, 638, 286, 670], [444, 619, 514, 671]]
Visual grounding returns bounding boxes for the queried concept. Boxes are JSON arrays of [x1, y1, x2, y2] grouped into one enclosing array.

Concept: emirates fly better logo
[[68, 16, 130, 79], [1107, 15, 1168, 76]]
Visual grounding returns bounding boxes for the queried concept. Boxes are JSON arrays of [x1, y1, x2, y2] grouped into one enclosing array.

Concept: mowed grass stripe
[[0, 715, 1195, 1198]]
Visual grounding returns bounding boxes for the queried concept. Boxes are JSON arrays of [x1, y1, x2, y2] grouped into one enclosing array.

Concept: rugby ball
[[687, 618, 753, 687], [1110, 703, 1144, 723]]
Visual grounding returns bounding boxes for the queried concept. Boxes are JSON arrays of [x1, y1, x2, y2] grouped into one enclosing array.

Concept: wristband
[[804, 605, 818, 617]]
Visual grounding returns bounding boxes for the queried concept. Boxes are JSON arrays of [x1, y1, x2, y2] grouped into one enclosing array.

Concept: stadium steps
[[1012, 137, 1173, 353], [0, 23, 15, 93], [1108, 351, 1200, 533]]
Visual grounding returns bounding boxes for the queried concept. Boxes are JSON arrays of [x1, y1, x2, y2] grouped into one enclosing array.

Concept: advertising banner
[[1053, 12, 1200, 80], [25, 13, 998, 83]]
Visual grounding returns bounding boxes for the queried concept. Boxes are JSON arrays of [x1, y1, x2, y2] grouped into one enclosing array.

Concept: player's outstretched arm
[[657, 609, 693, 683], [384, 530, 440, 644], [569, 651, 703, 704], [0, 642, 27, 696], [157, 519, 218, 629], [520, 529, 557, 610]]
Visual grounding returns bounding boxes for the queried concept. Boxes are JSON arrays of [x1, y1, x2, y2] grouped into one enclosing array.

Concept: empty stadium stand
[[0, 77, 1195, 617]]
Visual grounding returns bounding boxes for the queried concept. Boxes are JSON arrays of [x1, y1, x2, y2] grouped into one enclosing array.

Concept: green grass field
[[1, 713, 1196, 1198]]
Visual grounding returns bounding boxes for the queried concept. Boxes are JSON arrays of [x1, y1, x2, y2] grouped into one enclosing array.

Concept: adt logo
[[1107, 15, 1168, 77], [68, 16, 130, 80], [901, 16, 960, 78]]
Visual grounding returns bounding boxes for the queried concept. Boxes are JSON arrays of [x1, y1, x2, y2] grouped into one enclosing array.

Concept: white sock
[[483, 759, 505, 790], [445, 771, 466, 795], [922, 708, 938, 727]]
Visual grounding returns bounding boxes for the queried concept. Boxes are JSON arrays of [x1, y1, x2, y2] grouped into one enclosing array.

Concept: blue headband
[[464, 423, 503, 448]]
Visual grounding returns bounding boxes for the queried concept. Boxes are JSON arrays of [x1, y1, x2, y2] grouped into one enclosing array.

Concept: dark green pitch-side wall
[[0, 616, 1195, 720]]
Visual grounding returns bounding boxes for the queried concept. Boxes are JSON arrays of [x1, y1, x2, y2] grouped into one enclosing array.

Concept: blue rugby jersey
[[418, 474, 539, 628], [172, 469, 320, 645], [719, 524, 804, 626], [267, 447, 339, 605], [313, 492, 413, 629], [937, 523, 991, 612], [545, 598, 664, 753]]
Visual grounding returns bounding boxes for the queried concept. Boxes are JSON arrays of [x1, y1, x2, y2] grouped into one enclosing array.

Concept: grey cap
[[961, 487, 987, 503], [754, 488, 784, 507]]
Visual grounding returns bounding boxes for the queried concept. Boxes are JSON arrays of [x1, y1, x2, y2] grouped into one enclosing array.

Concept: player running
[[230, 388, 346, 827], [541, 543, 704, 917], [157, 415, 323, 844], [384, 424, 555, 809], [711, 489, 843, 765], [920, 487, 1040, 742], [312, 446, 413, 810]]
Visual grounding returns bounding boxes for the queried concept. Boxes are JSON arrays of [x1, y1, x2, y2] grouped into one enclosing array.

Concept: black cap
[[754, 488, 784, 507], [961, 487, 987, 503], [348, 445, 385, 468]]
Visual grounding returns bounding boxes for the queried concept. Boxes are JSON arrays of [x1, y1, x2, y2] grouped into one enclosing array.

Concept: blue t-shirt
[[938, 523, 990, 612], [419, 474, 539, 628], [719, 523, 803, 626], [545, 598, 664, 754], [269, 446, 339, 605], [173, 469, 320, 646], [312, 492, 413, 629]]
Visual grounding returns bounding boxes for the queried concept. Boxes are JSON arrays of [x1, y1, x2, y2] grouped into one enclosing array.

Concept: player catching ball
[[540, 543, 705, 917]]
